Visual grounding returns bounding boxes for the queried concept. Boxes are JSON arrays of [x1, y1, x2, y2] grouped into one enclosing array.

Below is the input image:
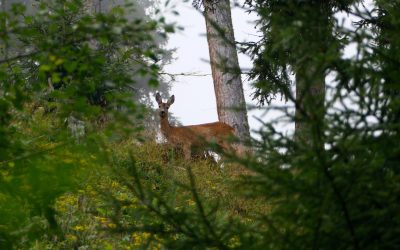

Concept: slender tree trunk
[[294, 66, 325, 144], [203, 0, 250, 142], [293, 3, 330, 145], [84, 0, 103, 13], [84, 0, 96, 13]]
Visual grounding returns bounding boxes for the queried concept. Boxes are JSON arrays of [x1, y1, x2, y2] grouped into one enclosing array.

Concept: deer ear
[[168, 95, 175, 105], [155, 92, 162, 104]]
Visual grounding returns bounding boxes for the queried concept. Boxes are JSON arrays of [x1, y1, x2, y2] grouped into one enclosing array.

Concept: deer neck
[[160, 115, 172, 138]]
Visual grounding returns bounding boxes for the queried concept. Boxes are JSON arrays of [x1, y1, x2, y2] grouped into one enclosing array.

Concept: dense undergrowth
[[42, 145, 266, 249]]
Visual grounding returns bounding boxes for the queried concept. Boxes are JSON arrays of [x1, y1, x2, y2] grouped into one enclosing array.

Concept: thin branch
[[159, 70, 251, 78], [0, 142, 66, 166], [159, 71, 211, 77], [0, 51, 38, 64]]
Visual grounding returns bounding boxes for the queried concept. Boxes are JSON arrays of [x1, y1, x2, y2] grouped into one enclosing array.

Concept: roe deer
[[155, 93, 236, 160]]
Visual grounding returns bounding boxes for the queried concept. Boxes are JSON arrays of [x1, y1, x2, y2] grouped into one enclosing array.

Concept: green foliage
[[0, 0, 171, 248], [238, 0, 400, 249], [243, 0, 356, 105], [1, 0, 400, 249]]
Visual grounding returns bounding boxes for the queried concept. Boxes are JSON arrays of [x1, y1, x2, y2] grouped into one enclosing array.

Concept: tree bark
[[203, 0, 250, 142], [294, 65, 325, 144]]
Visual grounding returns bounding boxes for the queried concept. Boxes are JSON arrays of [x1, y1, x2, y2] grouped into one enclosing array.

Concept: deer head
[[155, 92, 174, 119]]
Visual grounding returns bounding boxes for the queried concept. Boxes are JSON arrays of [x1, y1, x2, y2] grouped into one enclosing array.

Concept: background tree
[[243, 0, 355, 143], [194, 0, 250, 143], [4, 0, 172, 106]]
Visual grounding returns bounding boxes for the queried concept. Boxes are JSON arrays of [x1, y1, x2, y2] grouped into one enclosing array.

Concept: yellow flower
[[73, 225, 86, 231], [187, 199, 196, 206], [111, 181, 119, 188], [228, 235, 241, 248], [94, 216, 108, 224], [116, 193, 129, 201], [63, 158, 74, 164], [66, 234, 77, 242], [132, 233, 142, 246], [107, 223, 117, 229], [131, 232, 151, 246], [103, 241, 113, 250], [143, 232, 151, 239], [152, 245, 161, 250], [55, 58, 64, 65], [128, 203, 138, 209], [55, 194, 78, 213]]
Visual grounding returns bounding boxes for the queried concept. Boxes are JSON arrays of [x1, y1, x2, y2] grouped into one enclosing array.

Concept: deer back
[[168, 122, 234, 146]]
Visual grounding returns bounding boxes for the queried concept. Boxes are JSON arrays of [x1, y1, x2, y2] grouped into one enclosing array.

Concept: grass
[[39, 138, 268, 249]]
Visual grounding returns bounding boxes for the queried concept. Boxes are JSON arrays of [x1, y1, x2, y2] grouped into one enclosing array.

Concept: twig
[[0, 51, 38, 64], [159, 71, 211, 77], [0, 142, 66, 166]]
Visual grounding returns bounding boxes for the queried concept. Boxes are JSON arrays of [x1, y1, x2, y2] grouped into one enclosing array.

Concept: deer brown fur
[[156, 93, 235, 160]]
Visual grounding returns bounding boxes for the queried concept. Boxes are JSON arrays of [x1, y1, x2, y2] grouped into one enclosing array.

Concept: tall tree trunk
[[203, 0, 250, 142]]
